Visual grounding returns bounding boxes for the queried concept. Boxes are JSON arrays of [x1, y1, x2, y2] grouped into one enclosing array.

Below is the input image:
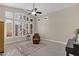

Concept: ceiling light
[[32, 11, 36, 15]]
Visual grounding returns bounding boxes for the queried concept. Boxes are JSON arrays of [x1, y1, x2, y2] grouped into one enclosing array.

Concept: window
[[5, 19, 13, 38]]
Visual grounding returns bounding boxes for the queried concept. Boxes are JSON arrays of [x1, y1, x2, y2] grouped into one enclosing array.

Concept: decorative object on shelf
[[15, 24, 18, 36], [20, 23, 22, 36], [14, 13, 20, 20], [27, 17, 29, 21], [30, 24, 33, 34], [14, 13, 27, 21], [23, 23, 26, 35], [38, 19, 40, 21], [26, 34, 30, 40], [20, 15, 22, 19], [27, 34, 30, 37], [26, 24, 28, 34], [75, 29, 79, 44], [30, 19, 33, 22], [23, 15, 26, 20]]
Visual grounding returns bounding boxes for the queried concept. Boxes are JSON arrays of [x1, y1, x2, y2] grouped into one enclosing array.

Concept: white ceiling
[[0, 3, 77, 16]]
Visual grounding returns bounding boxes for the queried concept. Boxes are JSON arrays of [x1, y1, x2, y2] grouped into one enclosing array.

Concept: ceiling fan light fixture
[[32, 11, 36, 15], [27, 3, 42, 16]]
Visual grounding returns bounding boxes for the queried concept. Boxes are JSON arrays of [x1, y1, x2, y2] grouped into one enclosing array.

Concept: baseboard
[[44, 39, 66, 45], [4, 38, 28, 45]]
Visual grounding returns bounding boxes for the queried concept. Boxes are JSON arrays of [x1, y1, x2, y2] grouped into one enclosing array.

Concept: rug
[[16, 42, 47, 56]]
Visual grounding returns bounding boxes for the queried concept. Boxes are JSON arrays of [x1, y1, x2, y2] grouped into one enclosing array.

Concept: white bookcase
[[5, 11, 34, 41]]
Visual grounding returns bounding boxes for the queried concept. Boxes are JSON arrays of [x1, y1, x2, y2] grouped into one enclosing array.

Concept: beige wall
[[36, 5, 79, 44], [36, 17, 51, 39]]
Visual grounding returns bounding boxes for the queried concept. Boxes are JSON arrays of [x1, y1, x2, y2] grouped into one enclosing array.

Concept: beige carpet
[[2, 40, 66, 56], [16, 42, 47, 55]]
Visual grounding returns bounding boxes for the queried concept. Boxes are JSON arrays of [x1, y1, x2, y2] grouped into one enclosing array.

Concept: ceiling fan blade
[[26, 9, 32, 12], [28, 13, 31, 15], [36, 12, 42, 14]]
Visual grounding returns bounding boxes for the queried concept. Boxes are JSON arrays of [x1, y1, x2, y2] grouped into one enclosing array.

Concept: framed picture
[[30, 19, 33, 22]]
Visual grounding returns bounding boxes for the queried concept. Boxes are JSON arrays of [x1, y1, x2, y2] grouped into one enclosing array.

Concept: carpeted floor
[[1, 40, 66, 56]]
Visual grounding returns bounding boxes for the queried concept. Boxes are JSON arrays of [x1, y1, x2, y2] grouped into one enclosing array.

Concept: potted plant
[[75, 29, 79, 44]]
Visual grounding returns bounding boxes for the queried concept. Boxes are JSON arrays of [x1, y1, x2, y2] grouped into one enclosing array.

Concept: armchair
[[32, 33, 40, 44]]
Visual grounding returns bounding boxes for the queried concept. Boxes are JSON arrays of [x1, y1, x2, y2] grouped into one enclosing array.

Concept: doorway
[[0, 21, 4, 53]]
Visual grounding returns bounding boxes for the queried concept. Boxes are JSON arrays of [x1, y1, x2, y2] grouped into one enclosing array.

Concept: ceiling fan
[[26, 3, 42, 16]]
